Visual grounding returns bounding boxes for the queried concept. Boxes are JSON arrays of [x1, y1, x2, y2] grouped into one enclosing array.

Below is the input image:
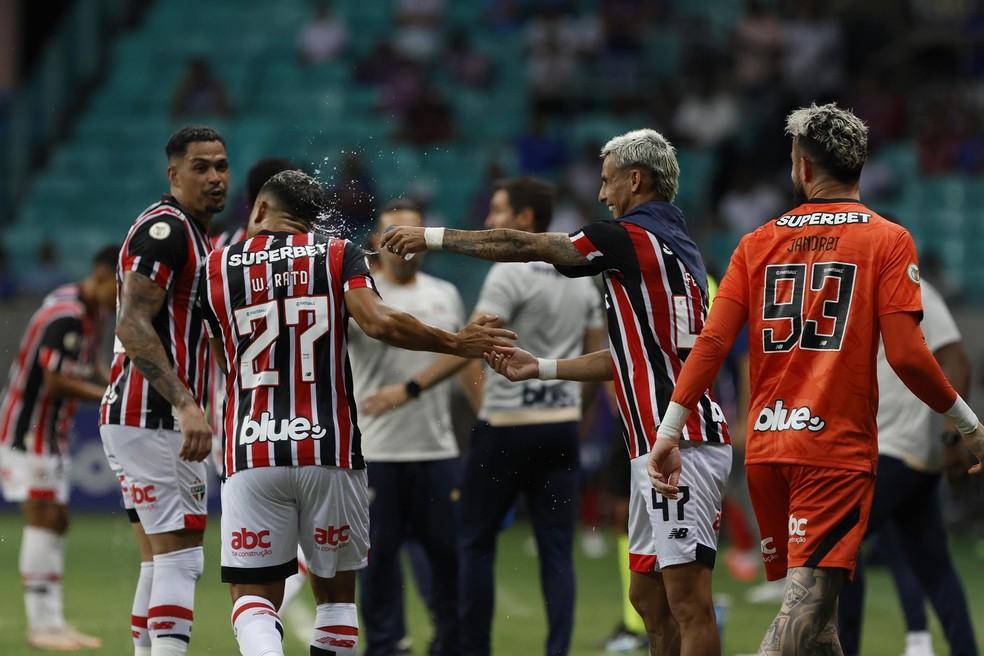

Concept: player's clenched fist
[[381, 225, 427, 257], [176, 404, 213, 462], [454, 314, 517, 359], [485, 346, 539, 381], [648, 438, 682, 499]]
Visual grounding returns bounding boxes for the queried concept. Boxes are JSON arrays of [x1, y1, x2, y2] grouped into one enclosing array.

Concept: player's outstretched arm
[[42, 369, 106, 402], [379, 226, 589, 266], [345, 287, 516, 358], [882, 311, 984, 473], [116, 271, 211, 461], [486, 346, 614, 382]]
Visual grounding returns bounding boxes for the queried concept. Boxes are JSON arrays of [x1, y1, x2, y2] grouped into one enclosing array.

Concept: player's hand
[[484, 346, 539, 381], [360, 384, 410, 416], [176, 404, 212, 462], [648, 437, 682, 498], [961, 423, 984, 475], [380, 225, 427, 257], [943, 442, 974, 483], [454, 314, 517, 359]]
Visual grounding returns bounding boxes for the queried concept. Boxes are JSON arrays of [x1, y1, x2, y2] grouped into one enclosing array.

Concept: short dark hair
[[258, 170, 325, 227], [493, 176, 555, 232], [165, 125, 225, 159], [247, 157, 297, 208], [93, 244, 120, 270]]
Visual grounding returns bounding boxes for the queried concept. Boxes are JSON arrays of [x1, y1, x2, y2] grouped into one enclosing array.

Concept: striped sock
[[148, 547, 202, 654], [232, 595, 283, 656], [310, 603, 358, 655], [131, 561, 154, 653]]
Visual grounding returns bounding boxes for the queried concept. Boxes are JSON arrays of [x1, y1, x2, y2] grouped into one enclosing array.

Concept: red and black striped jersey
[[558, 207, 730, 458], [200, 230, 375, 476], [206, 225, 248, 439], [100, 196, 212, 430], [0, 285, 102, 455]]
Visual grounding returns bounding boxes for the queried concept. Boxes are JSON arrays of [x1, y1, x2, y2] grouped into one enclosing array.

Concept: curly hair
[[785, 103, 868, 183], [259, 170, 326, 227]]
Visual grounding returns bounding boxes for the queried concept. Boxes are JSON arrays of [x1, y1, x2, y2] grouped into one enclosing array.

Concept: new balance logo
[[149, 621, 175, 631], [668, 528, 689, 539]]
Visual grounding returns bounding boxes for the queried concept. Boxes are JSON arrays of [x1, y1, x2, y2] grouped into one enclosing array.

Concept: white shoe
[[744, 579, 785, 604], [58, 626, 102, 649], [26, 629, 83, 651], [902, 631, 934, 656]]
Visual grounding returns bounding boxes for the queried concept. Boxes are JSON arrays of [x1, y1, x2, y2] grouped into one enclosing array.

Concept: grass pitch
[[0, 512, 981, 654]]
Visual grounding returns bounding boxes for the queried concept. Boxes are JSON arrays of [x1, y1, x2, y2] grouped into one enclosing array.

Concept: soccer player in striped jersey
[[99, 125, 228, 656], [0, 246, 117, 651], [382, 129, 730, 656], [200, 170, 515, 656], [647, 104, 984, 654]]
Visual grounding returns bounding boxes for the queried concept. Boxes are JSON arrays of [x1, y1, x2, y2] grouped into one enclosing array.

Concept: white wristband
[[945, 396, 980, 435], [656, 401, 690, 440], [537, 358, 557, 380], [424, 227, 445, 251]]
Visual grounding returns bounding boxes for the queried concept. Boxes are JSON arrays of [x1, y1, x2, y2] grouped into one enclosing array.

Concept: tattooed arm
[[759, 567, 844, 656], [116, 272, 211, 462], [379, 226, 589, 266]]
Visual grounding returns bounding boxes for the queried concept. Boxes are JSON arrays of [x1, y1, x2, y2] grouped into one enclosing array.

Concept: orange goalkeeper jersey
[[715, 199, 923, 472]]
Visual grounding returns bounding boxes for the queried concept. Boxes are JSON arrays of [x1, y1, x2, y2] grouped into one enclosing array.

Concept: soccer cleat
[[58, 627, 102, 649], [597, 623, 648, 653], [26, 629, 83, 651]]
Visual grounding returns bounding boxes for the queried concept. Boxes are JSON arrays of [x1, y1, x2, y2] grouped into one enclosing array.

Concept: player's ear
[[630, 168, 643, 193], [516, 206, 536, 232], [166, 161, 178, 187], [801, 156, 813, 184]]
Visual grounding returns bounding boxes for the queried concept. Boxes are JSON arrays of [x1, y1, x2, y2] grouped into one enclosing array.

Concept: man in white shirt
[[837, 279, 977, 656], [348, 199, 468, 656]]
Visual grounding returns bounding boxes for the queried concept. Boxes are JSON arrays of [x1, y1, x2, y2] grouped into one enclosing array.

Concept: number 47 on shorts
[[651, 486, 690, 521]]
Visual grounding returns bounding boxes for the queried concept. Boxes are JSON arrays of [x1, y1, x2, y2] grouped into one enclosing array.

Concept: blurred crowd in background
[[2, 0, 984, 306]]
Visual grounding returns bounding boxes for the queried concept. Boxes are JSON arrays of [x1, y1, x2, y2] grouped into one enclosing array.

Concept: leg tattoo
[[758, 568, 844, 656]]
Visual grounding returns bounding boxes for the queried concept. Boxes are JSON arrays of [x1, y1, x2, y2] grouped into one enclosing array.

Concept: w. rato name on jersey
[[100, 196, 212, 430], [557, 205, 729, 458], [201, 231, 374, 476], [0, 284, 100, 456]]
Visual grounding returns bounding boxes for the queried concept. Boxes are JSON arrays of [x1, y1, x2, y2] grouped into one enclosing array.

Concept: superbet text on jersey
[[716, 199, 923, 472], [200, 231, 375, 476]]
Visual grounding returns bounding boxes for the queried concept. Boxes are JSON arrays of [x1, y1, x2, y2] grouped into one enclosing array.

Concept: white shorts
[[220, 465, 369, 584], [99, 425, 208, 534], [628, 444, 731, 572], [0, 446, 70, 504]]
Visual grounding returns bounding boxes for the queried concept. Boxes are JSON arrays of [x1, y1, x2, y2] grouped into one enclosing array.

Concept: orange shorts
[[747, 463, 874, 581]]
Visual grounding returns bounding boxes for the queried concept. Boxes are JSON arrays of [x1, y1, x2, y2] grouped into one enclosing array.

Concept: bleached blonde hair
[[785, 103, 868, 181], [601, 129, 680, 202]]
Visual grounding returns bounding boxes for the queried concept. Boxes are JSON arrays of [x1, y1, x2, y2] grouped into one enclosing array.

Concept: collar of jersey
[[804, 197, 862, 204]]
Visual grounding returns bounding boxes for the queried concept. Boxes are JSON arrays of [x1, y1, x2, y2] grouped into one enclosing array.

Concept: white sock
[[148, 547, 203, 655], [280, 546, 308, 611], [232, 595, 284, 656], [311, 603, 359, 655], [132, 561, 154, 652], [20, 526, 65, 631]]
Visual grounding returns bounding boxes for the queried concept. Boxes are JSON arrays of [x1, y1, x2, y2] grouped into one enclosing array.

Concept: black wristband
[[942, 430, 962, 447], [405, 379, 422, 399]]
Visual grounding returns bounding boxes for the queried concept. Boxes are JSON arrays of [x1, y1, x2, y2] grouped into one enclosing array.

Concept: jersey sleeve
[[878, 230, 923, 317], [341, 241, 376, 293], [555, 220, 634, 278], [37, 316, 84, 373], [474, 263, 523, 321], [919, 281, 961, 352], [121, 215, 188, 291], [714, 237, 750, 308]]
